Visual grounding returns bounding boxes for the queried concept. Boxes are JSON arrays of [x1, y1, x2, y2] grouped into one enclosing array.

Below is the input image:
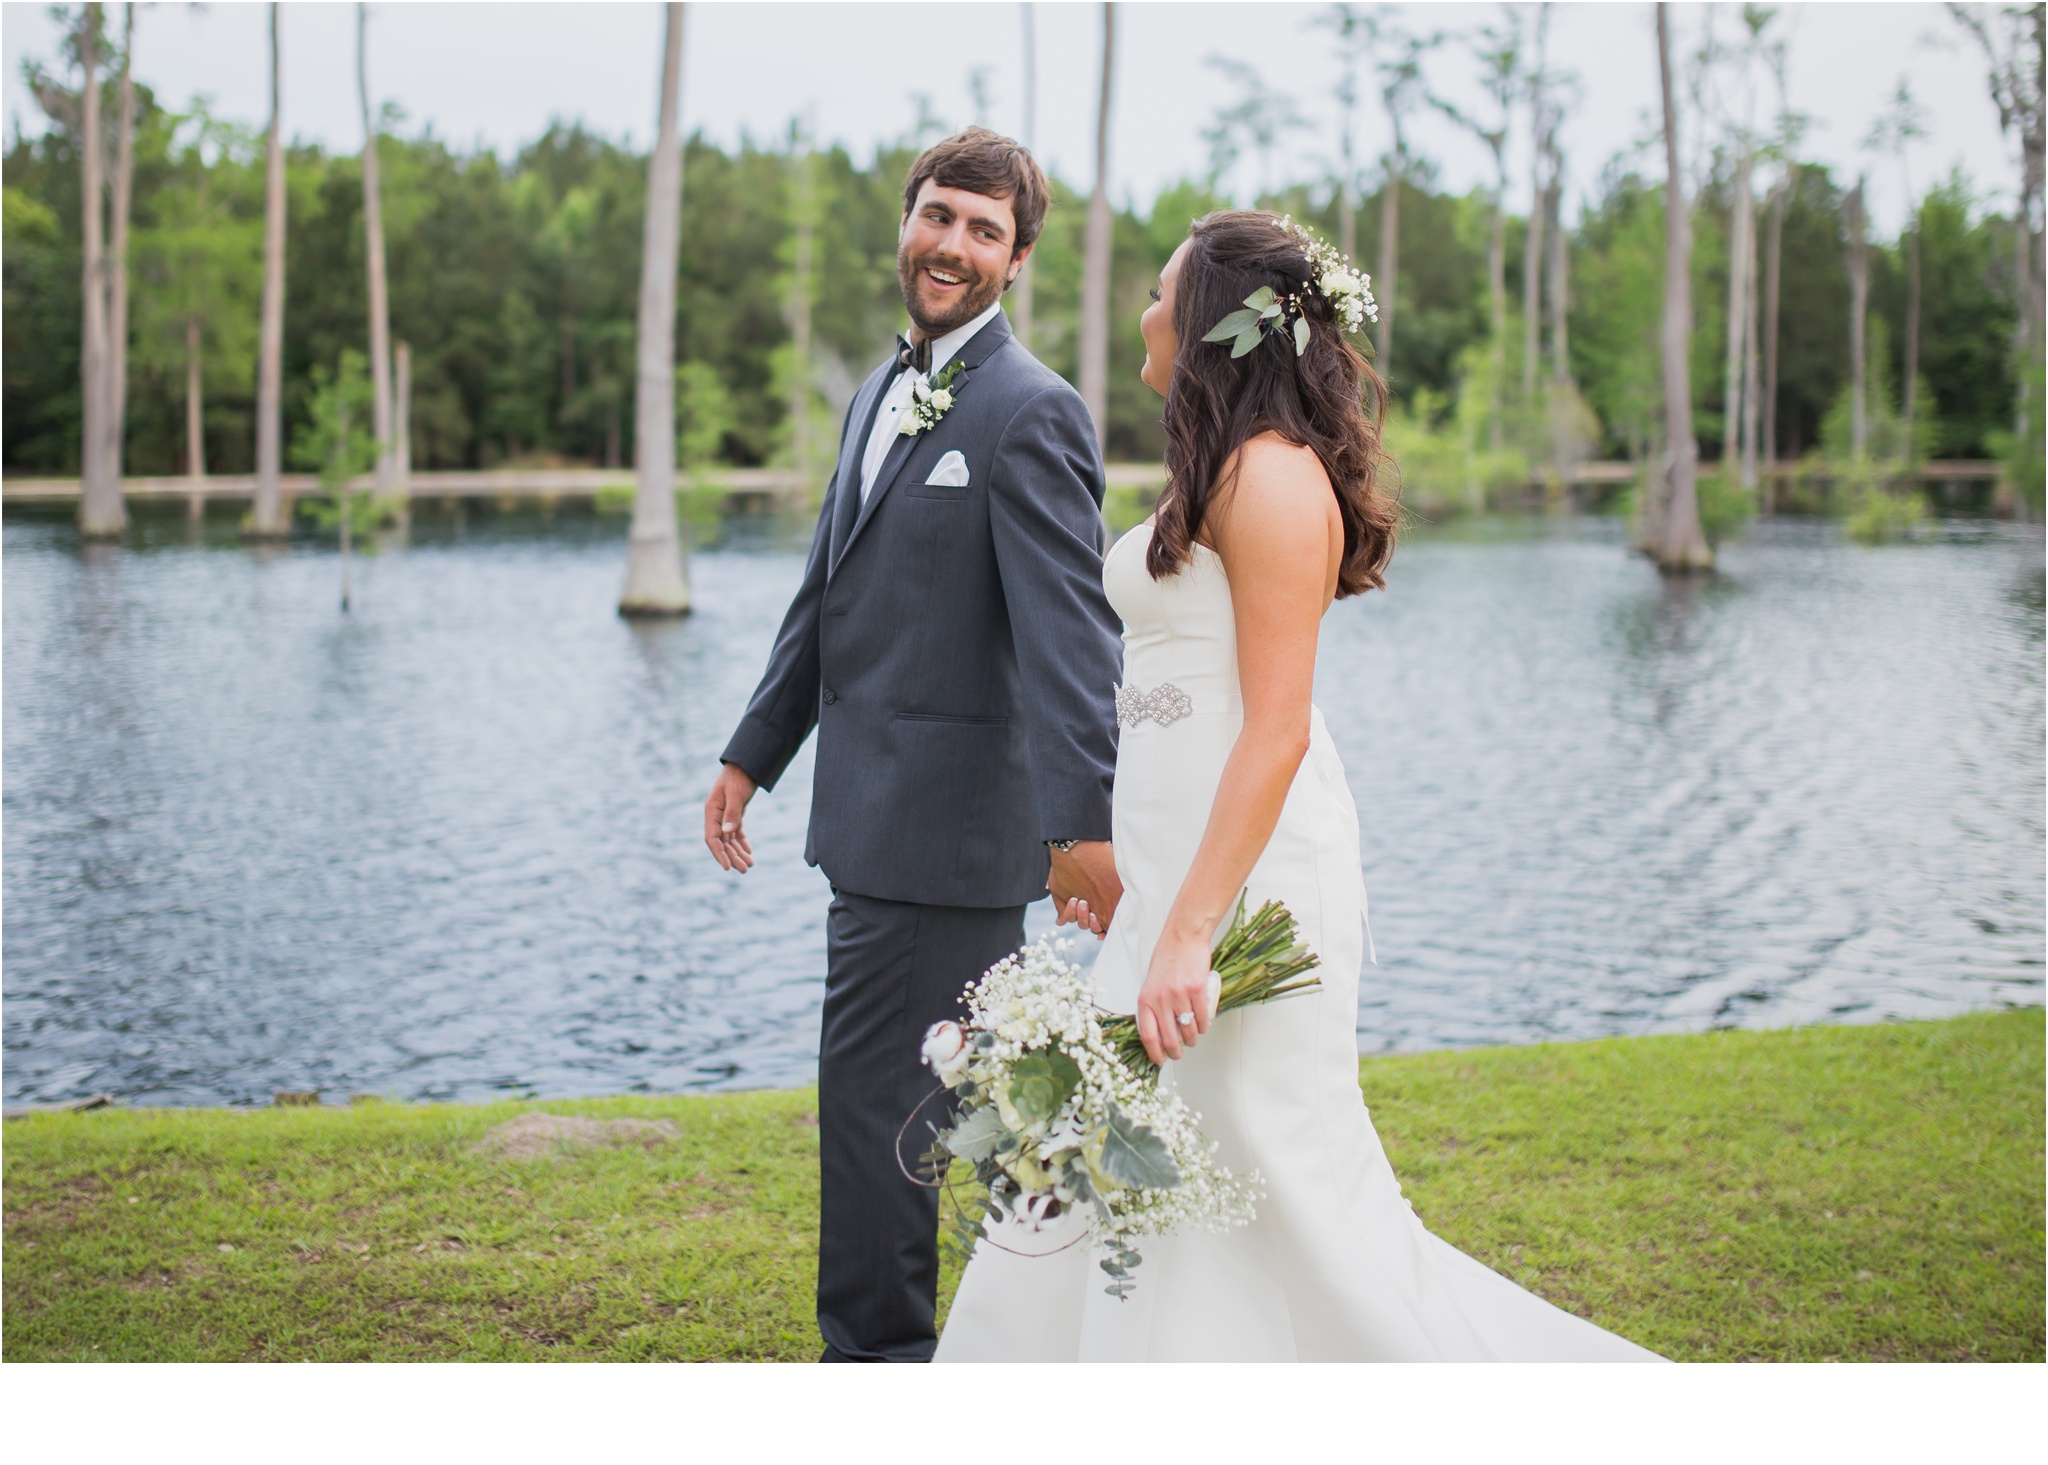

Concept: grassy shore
[[4, 1010, 2040, 1362]]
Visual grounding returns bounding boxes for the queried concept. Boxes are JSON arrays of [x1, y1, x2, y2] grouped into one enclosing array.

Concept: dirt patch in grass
[[471, 1113, 679, 1162]]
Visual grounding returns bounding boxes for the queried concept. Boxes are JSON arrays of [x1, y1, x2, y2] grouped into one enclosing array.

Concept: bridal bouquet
[[915, 896, 1321, 1298]]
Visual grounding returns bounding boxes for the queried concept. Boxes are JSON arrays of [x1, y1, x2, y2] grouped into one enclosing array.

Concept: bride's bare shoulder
[[1213, 432, 1336, 540]]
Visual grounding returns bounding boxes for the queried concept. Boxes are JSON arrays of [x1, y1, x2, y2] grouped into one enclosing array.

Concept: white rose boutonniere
[[899, 357, 968, 437]]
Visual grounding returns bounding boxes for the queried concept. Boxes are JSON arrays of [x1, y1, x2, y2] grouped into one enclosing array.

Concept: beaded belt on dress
[[1115, 681, 1193, 728]]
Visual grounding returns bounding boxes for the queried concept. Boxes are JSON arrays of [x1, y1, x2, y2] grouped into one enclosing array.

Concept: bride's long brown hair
[[1148, 210, 1399, 596]]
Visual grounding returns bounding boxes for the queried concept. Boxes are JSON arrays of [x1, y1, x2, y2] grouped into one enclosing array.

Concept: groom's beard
[[898, 245, 1006, 339]]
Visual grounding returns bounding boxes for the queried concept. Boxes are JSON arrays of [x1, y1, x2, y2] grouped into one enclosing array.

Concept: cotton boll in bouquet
[[915, 895, 1321, 1298]]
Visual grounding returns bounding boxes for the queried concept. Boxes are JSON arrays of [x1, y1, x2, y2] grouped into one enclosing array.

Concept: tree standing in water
[[357, 4, 398, 513], [249, 1, 290, 540], [1077, 1, 1116, 451], [1652, 1, 1711, 569], [620, 1, 691, 615], [104, 3, 136, 524], [61, 4, 129, 539]]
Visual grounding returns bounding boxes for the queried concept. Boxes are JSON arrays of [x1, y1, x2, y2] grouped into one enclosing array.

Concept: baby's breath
[[935, 936, 1262, 1296]]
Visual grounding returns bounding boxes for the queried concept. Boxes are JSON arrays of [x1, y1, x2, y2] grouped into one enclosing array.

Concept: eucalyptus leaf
[[1259, 303, 1282, 320], [1230, 327, 1264, 359], [1243, 286, 1276, 309], [1293, 316, 1311, 355], [1099, 1103, 1181, 1189], [1202, 308, 1262, 342], [943, 1103, 1008, 1162]]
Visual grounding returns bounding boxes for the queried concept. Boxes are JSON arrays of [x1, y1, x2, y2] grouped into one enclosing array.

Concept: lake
[[4, 503, 2041, 1106]]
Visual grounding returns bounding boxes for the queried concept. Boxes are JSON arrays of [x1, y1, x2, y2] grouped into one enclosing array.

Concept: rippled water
[[4, 505, 2041, 1106]]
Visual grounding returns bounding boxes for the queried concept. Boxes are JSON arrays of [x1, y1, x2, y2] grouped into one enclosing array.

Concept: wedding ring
[[1176, 1012, 1196, 1027]]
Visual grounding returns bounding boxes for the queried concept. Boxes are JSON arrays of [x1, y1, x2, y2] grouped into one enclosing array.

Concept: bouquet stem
[[1100, 893, 1321, 1079]]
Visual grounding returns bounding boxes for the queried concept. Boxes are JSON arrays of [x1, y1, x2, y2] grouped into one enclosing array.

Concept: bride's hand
[[1055, 896, 1106, 938], [1135, 927, 1213, 1065]]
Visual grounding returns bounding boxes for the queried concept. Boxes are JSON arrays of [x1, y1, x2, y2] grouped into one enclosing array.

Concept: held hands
[[1135, 925, 1219, 1066], [1050, 840, 1123, 939], [703, 763, 759, 872]]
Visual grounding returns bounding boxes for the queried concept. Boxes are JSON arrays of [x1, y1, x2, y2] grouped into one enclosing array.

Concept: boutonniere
[[899, 358, 967, 436]]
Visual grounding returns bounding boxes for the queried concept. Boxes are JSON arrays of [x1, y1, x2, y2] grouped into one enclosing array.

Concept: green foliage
[[1695, 468, 1757, 544], [1843, 479, 1929, 544], [674, 360, 735, 474], [1378, 343, 1552, 517], [128, 104, 263, 458], [1003, 1051, 1081, 1129], [286, 351, 382, 533], [1570, 176, 1663, 460], [1098, 1104, 1180, 1190], [1878, 175, 2026, 459], [1819, 318, 1938, 470], [0, 91, 2026, 487], [3, 1012, 2037, 1361], [1985, 352, 2046, 514]]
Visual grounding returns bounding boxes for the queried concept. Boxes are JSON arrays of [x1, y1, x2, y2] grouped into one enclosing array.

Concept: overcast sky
[[0, 2, 2019, 234]]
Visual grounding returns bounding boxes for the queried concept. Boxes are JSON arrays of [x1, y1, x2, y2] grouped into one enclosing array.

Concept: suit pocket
[[896, 711, 1008, 727], [905, 480, 970, 501]]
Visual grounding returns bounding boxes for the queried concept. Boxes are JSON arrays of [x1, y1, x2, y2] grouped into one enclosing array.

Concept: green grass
[[4, 1011, 2039, 1362]]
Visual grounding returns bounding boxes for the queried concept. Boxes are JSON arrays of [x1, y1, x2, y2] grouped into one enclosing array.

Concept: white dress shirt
[[857, 298, 1006, 504]]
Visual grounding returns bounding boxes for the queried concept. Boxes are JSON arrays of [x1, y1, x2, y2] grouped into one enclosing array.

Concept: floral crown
[[1200, 216, 1378, 359]]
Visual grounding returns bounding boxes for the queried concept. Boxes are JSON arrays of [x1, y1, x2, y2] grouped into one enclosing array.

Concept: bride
[[934, 211, 1663, 1363]]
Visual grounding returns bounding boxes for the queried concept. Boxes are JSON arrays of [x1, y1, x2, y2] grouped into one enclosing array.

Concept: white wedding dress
[[935, 524, 1663, 1362]]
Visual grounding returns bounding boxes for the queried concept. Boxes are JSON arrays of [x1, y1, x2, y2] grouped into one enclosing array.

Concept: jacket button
[[822, 688, 837, 704]]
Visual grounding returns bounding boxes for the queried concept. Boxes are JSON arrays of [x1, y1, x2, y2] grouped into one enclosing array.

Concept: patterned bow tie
[[896, 333, 932, 376]]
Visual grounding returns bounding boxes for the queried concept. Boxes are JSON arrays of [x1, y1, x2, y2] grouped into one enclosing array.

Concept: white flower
[[929, 388, 953, 411], [1320, 269, 1361, 298], [921, 1021, 971, 1085], [911, 375, 932, 402], [898, 414, 921, 436]]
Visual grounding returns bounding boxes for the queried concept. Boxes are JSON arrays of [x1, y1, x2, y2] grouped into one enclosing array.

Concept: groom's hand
[[1049, 841, 1122, 937], [704, 762, 759, 873]]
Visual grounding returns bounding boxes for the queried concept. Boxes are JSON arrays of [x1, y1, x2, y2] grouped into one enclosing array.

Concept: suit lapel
[[836, 309, 1015, 572], [828, 363, 895, 575]]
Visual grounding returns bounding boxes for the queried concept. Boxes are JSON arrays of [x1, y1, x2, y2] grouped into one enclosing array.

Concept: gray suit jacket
[[720, 309, 1124, 909]]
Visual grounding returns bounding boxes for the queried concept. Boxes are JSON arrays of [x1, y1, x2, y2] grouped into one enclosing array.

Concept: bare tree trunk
[[1544, 163, 1575, 500], [1545, 171, 1568, 384], [1521, 155, 1542, 406], [787, 138, 814, 499], [185, 313, 205, 480], [1721, 148, 1753, 472], [1760, 170, 1787, 509], [105, 4, 134, 499], [1844, 180, 1869, 459], [250, 2, 289, 539], [1654, 2, 1710, 570], [620, 2, 691, 616], [337, 393, 353, 612], [1078, 1, 1116, 451], [184, 311, 205, 522], [1902, 211, 1921, 442], [1741, 199, 1762, 494], [1487, 143, 1507, 451], [395, 340, 412, 490], [75, 7, 122, 539], [1013, 0, 1036, 351], [357, 4, 396, 505], [1375, 155, 1399, 381]]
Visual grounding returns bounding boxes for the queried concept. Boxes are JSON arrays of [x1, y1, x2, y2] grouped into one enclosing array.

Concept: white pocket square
[[924, 450, 971, 488]]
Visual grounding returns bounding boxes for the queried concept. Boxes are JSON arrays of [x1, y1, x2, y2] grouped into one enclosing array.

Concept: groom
[[703, 128, 1125, 1362]]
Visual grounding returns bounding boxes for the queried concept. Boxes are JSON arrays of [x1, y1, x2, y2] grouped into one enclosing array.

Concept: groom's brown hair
[[901, 127, 1050, 254]]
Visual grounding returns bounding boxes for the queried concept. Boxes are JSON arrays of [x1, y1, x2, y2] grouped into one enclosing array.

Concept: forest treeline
[[1, 71, 2029, 487]]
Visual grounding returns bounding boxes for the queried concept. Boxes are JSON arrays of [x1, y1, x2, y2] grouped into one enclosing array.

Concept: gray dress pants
[[816, 888, 1026, 1362]]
